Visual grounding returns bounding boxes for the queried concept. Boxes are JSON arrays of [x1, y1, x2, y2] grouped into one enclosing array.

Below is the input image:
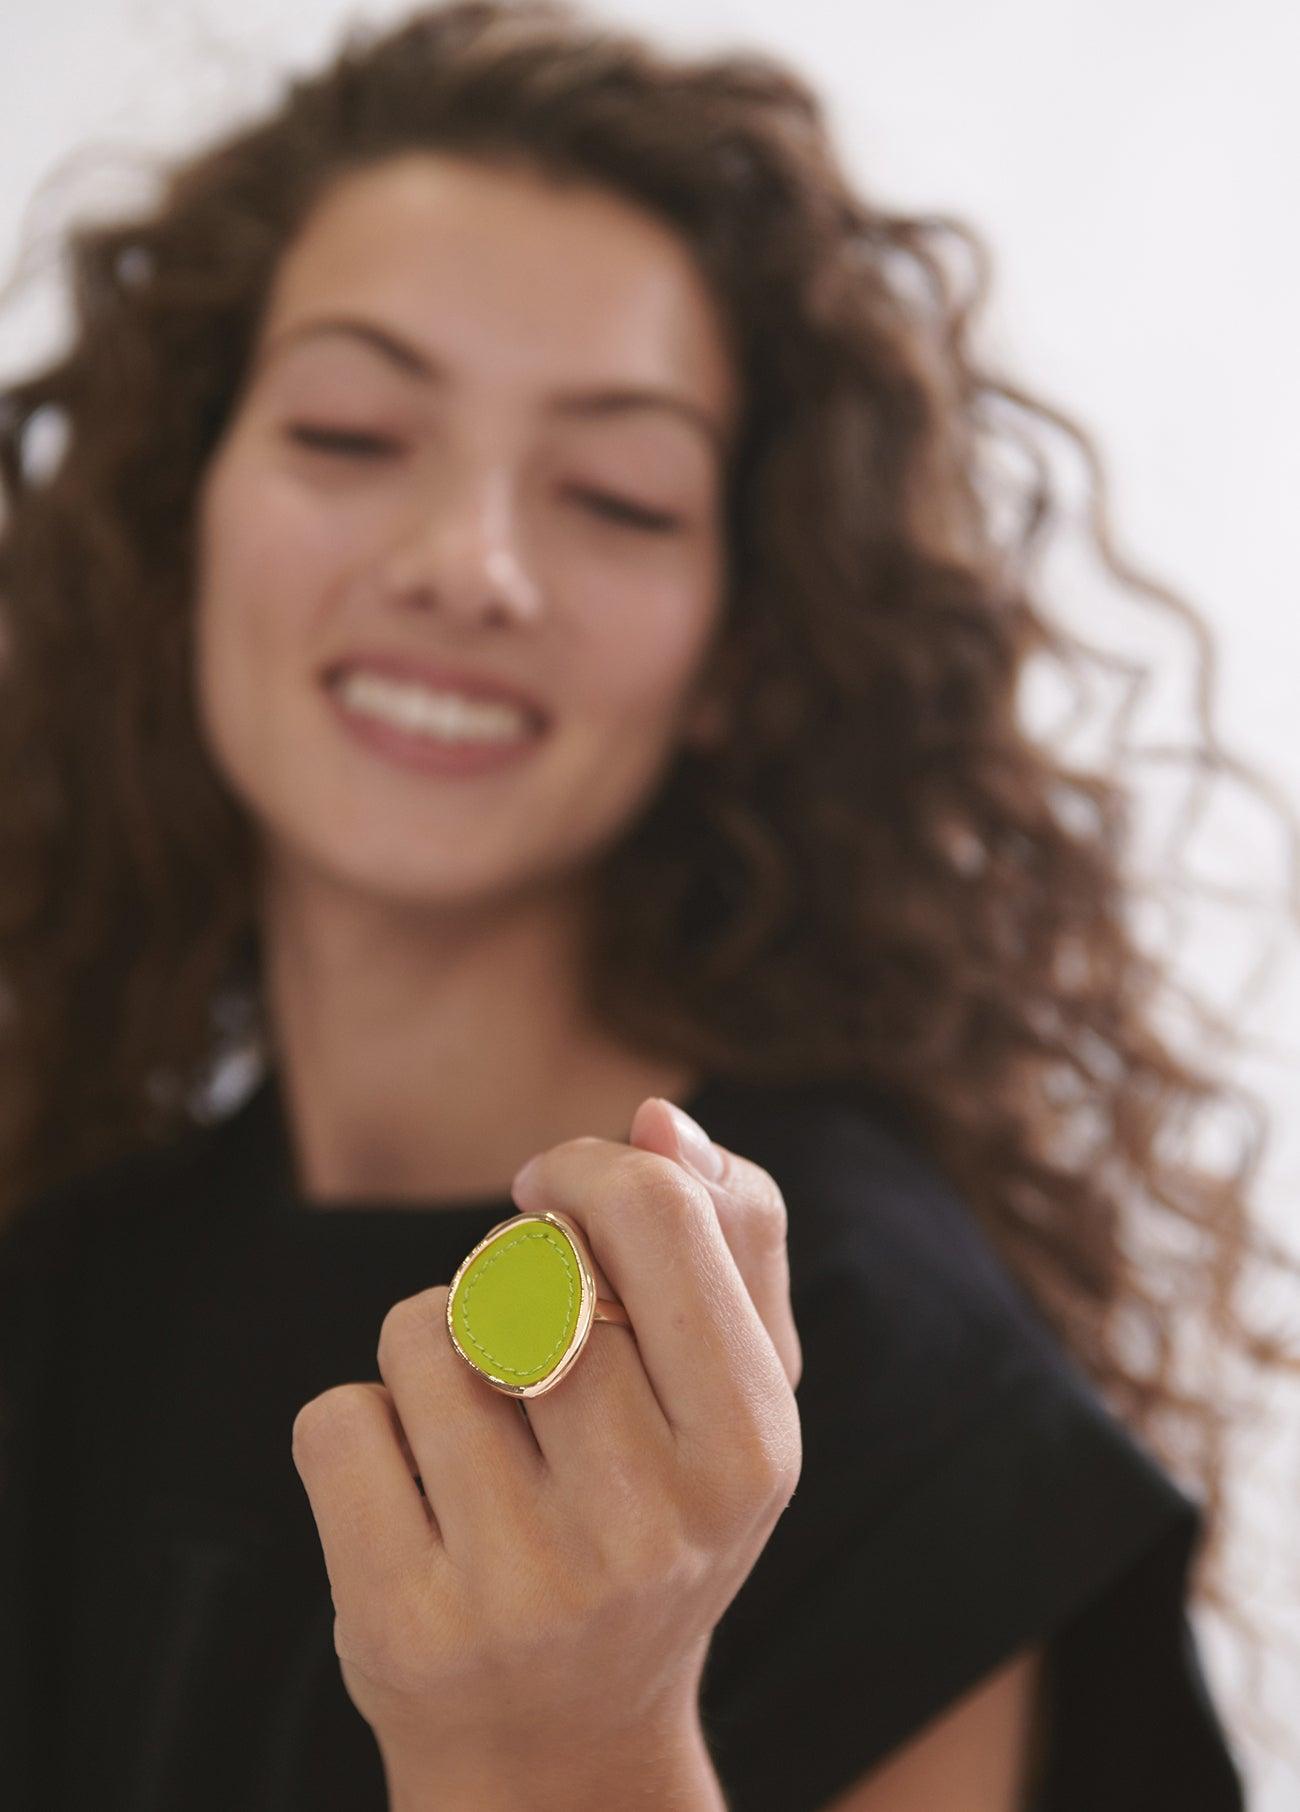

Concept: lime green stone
[[450, 1216, 587, 1389]]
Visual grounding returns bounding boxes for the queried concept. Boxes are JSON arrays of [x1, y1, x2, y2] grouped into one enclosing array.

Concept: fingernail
[[662, 1099, 724, 1179], [512, 1155, 541, 1194]]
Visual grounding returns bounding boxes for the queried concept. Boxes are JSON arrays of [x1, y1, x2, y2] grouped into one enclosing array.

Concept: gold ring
[[447, 1210, 628, 1399]]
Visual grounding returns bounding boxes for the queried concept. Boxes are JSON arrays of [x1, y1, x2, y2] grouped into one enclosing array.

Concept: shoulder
[[702, 1071, 1200, 1614], [0, 1108, 246, 1505], [702, 1073, 1065, 1394], [696, 1078, 1232, 1803], [0, 1105, 236, 1330]]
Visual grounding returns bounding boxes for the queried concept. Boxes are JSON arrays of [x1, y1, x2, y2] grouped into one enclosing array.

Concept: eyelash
[[284, 425, 683, 534]]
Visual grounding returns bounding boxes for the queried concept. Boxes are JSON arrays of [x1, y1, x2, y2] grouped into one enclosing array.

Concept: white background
[[2, 0, 1296, 1800]]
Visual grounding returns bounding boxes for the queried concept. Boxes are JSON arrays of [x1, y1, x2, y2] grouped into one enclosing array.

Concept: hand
[[290, 1095, 803, 1796]]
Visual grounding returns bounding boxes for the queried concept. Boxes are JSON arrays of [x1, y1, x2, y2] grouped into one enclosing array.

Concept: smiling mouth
[[322, 670, 550, 778], [327, 667, 545, 743], [320, 655, 551, 734]]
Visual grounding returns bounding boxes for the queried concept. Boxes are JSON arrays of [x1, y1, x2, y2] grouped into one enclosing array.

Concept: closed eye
[[286, 425, 400, 459], [284, 425, 682, 534], [568, 490, 682, 534]]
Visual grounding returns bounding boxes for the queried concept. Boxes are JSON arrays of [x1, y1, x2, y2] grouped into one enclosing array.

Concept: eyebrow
[[254, 314, 728, 460]]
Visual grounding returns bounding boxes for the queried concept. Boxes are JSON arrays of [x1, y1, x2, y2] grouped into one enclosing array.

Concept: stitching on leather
[[459, 1226, 579, 1377]]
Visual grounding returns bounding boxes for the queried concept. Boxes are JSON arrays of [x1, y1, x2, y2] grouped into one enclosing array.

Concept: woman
[[0, 3, 1295, 1808]]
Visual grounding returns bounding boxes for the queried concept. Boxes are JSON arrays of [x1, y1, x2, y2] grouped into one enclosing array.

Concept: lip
[[325, 680, 546, 780], [321, 649, 550, 730]]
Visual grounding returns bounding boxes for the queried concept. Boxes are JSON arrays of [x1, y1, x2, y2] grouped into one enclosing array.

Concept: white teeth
[[334, 670, 536, 742]]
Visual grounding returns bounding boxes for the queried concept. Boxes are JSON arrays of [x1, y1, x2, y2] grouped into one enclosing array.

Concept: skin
[[193, 150, 739, 1206], [820, 1640, 1050, 1811], [304, 1113, 805, 1810], [193, 151, 1046, 1805]]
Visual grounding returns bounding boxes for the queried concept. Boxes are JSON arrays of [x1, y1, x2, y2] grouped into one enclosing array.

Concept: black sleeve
[[691, 1098, 1247, 1812], [700, 1348, 1244, 1812], [0, 1187, 87, 1809], [0, 1155, 168, 1807]]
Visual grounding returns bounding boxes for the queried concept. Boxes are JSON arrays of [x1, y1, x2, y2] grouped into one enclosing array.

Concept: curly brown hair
[[1, 0, 1297, 1770]]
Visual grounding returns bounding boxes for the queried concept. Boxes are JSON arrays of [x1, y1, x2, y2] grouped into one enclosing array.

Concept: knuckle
[[335, 1586, 433, 1700], [541, 1135, 604, 1166], [704, 1158, 790, 1273], [761, 1417, 804, 1512], [769, 1429, 804, 1510], [734, 1163, 789, 1247], [698, 1404, 803, 1528], [582, 1446, 686, 1573], [291, 1384, 371, 1460], [606, 1151, 705, 1231], [551, 1510, 700, 1632], [377, 1288, 447, 1371], [609, 1507, 702, 1599], [587, 1436, 661, 1526], [752, 1170, 790, 1242]]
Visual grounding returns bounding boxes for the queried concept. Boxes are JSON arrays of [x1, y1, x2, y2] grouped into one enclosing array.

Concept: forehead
[[256, 153, 739, 433]]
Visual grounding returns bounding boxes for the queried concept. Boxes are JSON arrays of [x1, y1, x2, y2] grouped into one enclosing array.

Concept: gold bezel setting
[[446, 1209, 600, 1399]]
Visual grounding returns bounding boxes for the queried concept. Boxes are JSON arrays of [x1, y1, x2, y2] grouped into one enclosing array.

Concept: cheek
[[198, 462, 339, 646], [191, 460, 335, 771], [568, 561, 723, 723], [194, 451, 363, 698]]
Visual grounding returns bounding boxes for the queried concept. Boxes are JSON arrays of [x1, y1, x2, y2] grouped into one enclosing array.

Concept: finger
[[377, 1284, 545, 1562], [291, 1380, 437, 1611], [354, 1380, 425, 1491], [520, 1289, 676, 1494], [508, 1137, 789, 1451], [627, 1097, 803, 1393]]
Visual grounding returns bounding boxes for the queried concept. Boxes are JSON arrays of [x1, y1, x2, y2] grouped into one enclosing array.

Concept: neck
[[256, 860, 697, 1208]]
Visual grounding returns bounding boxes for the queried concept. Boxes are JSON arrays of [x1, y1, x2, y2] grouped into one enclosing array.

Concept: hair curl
[[2, 0, 1297, 1773]]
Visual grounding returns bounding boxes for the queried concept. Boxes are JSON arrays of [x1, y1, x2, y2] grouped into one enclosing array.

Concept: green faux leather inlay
[[451, 1217, 585, 1387]]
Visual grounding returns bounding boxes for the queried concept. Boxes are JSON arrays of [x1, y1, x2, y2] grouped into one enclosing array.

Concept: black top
[[0, 1067, 1244, 1812]]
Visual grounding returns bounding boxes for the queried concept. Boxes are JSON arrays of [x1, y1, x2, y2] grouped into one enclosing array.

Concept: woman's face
[[193, 152, 739, 911]]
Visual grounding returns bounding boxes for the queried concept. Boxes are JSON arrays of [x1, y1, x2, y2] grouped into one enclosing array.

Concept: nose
[[376, 464, 543, 629]]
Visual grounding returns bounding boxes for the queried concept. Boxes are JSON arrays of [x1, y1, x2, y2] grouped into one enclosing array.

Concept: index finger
[[509, 1139, 792, 1452]]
